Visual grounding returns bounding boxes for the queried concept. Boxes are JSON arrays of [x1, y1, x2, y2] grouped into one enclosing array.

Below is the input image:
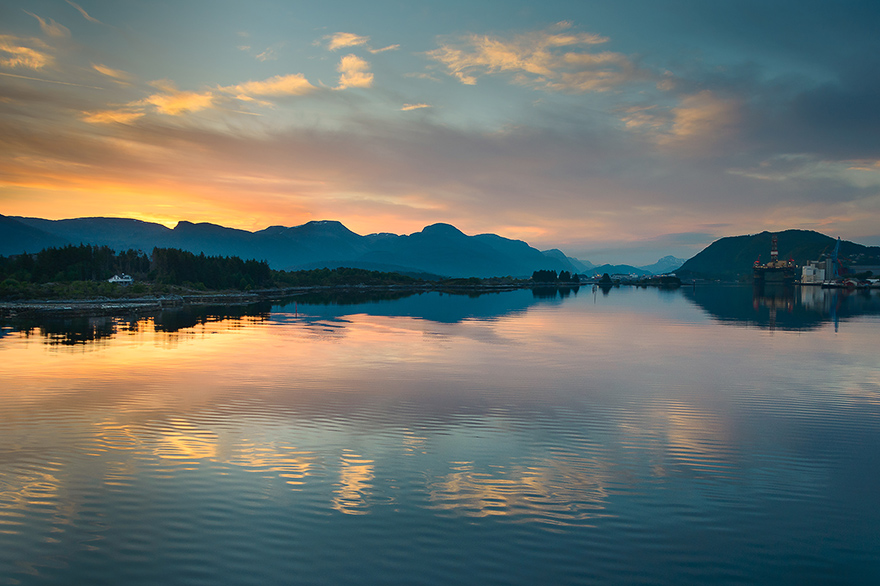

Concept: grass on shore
[[0, 279, 193, 301]]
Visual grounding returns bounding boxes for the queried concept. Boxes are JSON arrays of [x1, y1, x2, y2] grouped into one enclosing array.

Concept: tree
[[531, 269, 558, 282]]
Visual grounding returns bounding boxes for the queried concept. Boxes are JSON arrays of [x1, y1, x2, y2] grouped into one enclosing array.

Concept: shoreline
[[0, 282, 551, 318]]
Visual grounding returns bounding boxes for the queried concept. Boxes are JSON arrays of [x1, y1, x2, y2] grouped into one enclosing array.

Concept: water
[[1, 286, 879, 585]]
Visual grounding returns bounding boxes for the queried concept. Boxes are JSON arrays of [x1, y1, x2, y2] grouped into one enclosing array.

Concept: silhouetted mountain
[[12, 216, 172, 253], [639, 255, 686, 275], [677, 230, 880, 280], [5, 216, 573, 278], [542, 249, 592, 272], [0, 215, 69, 255]]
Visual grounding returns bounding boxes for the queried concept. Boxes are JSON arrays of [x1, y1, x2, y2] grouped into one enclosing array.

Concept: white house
[[108, 274, 134, 284]]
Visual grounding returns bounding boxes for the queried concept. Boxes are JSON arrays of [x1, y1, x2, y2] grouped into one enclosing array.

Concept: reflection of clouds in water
[[228, 441, 314, 486], [332, 451, 375, 515], [92, 419, 142, 453], [402, 430, 428, 455], [154, 418, 219, 461], [428, 457, 610, 525], [0, 468, 60, 535], [92, 417, 316, 487], [621, 400, 735, 478]]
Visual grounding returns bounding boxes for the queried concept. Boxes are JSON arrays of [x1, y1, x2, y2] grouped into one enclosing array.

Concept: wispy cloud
[[65, 0, 101, 24], [140, 80, 215, 115], [662, 91, 741, 146], [255, 47, 278, 61], [326, 32, 370, 51], [404, 72, 440, 82], [0, 70, 102, 89], [222, 73, 315, 97], [0, 35, 54, 69], [336, 54, 373, 89], [618, 105, 664, 130], [83, 73, 317, 123], [81, 109, 145, 124], [427, 21, 638, 93], [255, 42, 287, 62], [92, 63, 132, 83], [23, 10, 71, 38], [401, 103, 432, 111], [370, 44, 400, 54]]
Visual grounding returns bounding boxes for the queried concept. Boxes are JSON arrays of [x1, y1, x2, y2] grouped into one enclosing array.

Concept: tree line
[[0, 244, 418, 297], [531, 269, 579, 283], [0, 244, 150, 284]]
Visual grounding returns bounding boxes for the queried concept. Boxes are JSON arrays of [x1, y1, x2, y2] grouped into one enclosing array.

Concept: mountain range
[[2, 215, 600, 278], [8, 216, 871, 281], [581, 255, 687, 278]]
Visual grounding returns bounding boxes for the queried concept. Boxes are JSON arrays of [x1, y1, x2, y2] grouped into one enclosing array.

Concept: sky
[[1, 0, 879, 264]]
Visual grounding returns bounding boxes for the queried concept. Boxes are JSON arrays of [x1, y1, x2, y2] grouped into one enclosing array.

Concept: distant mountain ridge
[[1, 215, 582, 278], [640, 255, 686, 275]]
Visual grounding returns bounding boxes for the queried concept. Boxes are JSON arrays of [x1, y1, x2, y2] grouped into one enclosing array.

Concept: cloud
[[255, 48, 277, 61], [616, 90, 742, 151], [65, 0, 101, 24], [81, 109, 145, 124], [81, 73, 316, 123], [336, 54, 373, 89], [222, 73, 315, 97], [255, 42, 287, 62], [426, 22, 637, 92], [23, 11, 71, 38], [664, 90, 741, 144], [401, 103, 432, 111], [618, 105, 664, 130], [140, 81, 215, 115], [370, 44, 400, 54], [0, 35, 54, 69], [326, 32, 370, 51], [92, 63, 132, 83]]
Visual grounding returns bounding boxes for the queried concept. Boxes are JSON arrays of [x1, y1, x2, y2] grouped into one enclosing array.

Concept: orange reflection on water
[[428, 457, 610, 525], [154, 418, 219, 461], [227, 442, 314, 487], [332, 451, 375, 515], [0, 469, 60, 535]]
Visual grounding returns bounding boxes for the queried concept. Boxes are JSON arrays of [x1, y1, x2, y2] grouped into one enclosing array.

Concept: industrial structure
[[754, 234, 796, 285]]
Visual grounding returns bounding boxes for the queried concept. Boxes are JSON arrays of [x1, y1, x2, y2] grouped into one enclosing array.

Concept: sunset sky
[[1, 0, 878, 263]]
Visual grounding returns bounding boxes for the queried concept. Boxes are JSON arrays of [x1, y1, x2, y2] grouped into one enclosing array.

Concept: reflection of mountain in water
[[273, 289, 574, 324], [682, 285, 880, 330], [152, 303, 272, 332], [0, 290, 578, 346], [19, 315, 119, 346], [3, 303, 273, 346]]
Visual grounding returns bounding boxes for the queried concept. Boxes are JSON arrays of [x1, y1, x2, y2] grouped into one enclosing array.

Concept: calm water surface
[[1, 286, 879, 585]]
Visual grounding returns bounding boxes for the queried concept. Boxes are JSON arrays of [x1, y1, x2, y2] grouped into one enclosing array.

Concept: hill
[[677, 230, 880, 280], [0, 214, 69, 255], [2, 216, 577, 279]]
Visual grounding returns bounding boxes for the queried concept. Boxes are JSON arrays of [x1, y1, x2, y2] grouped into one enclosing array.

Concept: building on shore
[[108, 274, 134, 285]]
